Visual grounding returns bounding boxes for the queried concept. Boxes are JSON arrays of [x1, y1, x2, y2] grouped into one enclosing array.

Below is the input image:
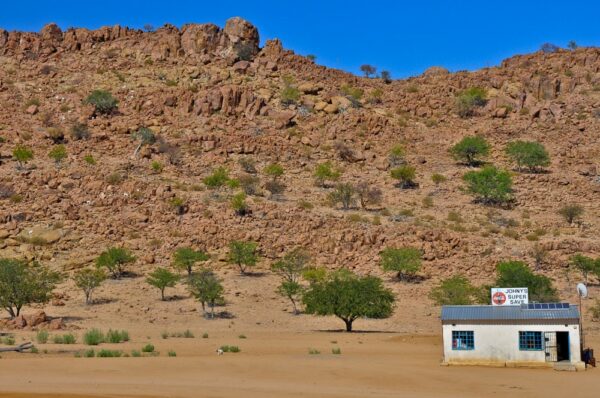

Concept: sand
[[0, 331, 598, 398], [0, 274, 598, 397]]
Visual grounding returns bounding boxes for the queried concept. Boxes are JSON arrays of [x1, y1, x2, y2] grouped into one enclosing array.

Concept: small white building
[[441, 303, 585, 370]]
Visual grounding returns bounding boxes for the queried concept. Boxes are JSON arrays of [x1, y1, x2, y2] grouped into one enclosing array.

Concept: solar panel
[[525, 303, 570, 310]]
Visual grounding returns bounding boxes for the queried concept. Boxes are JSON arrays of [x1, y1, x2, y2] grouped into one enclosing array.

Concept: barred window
[[519, 331, 543, 350], [452, 331, 474, 350]]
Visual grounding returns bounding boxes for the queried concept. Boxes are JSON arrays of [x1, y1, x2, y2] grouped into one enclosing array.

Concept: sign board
[[491, 288, 528, 306]]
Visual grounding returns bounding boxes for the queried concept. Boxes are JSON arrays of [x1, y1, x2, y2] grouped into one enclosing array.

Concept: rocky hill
[[1, 17, 600, 296]]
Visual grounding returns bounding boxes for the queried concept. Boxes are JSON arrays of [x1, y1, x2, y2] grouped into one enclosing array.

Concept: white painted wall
[[442, 322, 581, 365]]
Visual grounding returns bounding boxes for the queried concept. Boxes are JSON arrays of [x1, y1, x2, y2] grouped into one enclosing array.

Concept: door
[[556, 332, 570, 361], [544, 332, 557, 362]]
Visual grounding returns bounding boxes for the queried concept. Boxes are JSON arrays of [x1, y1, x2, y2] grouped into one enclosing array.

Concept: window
[[519, 331, 543, 350], [452, 331, 474, 350]]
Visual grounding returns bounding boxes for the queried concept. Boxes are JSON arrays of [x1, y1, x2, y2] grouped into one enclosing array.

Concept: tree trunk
[[291, 299, 298, 315], [133, 142, 142, 158], [343, 318, 353, 332], [161, 288, 165, 301], [210, 301, 215, 319]]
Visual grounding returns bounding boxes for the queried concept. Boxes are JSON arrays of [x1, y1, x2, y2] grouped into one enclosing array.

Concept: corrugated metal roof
[[441, 304, 579, 322]]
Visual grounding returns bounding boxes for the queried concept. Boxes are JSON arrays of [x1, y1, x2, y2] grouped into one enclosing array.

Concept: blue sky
[[1, 1, 598, 78]]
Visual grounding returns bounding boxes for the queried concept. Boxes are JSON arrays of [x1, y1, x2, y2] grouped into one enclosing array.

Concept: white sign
[[491, 288, 528, 306]]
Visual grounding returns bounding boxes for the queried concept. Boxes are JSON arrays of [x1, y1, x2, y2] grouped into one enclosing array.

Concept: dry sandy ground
[[0, 331, 598, 398], [0, 274, 599, 398]]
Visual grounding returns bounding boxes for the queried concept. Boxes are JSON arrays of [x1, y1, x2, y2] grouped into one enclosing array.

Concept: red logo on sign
[[492, 292, 507, 305]]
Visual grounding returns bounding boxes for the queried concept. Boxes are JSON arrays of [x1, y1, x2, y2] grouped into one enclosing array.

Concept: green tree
[[463, 166, 513, 205], [227, 241, 259, 275], [455, 87, 487, 118], [146, 267, 179, 301], [0, 258, 62, 318], [12, 145, 33, 170], [380, 247, 422, 281], [73, 268, 106, 305], [203, 167, 230, 189], [450, 136, 490, 166], [131, 127, 156, 158], [272, 248, 310, 314], [48, 144, 67, 167], [303, 269, 395, 332], [264, 163, 284, 180], [328, 183, 355, 210], [360, 64, 377, 78], [569, 254, 599, 283], [494, 260, 558, 302], [172, 247, 209, 277], [505, 141, 550, 172], [314, 162, 341, 187], [231, 192, 250, 216], [558, 204, 584, 224], [188, 269, 224, 319], [84, 90, 118, 115], [390, 165, 417, 188], [95, 247, 136, 279], [429, 275, 478, 305], [388, 144, 405, 166]]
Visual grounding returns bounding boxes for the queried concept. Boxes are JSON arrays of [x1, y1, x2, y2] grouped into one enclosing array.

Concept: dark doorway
[[556, 332, 570, 361]]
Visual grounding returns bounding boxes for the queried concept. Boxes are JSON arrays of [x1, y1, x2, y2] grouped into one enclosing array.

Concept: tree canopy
[[380, 247, 422, 281], [463, 166, 513, 205], [172, 247, 209, 276], [188, 269, 224, 319], [303, 269, 395, 332], [0, 258, 62, 317], [450, 136, 490, 166]]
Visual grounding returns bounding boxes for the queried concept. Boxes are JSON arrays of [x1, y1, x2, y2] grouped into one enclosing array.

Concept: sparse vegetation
[[227, 241, 259, 274], [95, 247, 136, 279], [380, 247, 422, 281], [188, 269, 224, 319], [569, 254, 600, 283], [231, 192, 250, 216], [388, 144, 405, 166], [314, 162, 341, 187], [146, 267, 179, 300], [0, 258, 61, 318], [450, 136, 490, 166], [73, 268, 107, 305], [172, 247, 209, 277], [360, 64, 377, 78], [355, 182, 382, 210], [132, 127, 157, 158], [272, 248, 310, 314], [429, 275, 478, 305], [558, 204, 583, 224], [105, 329, 129, 343], [12, 145, 33, 170], [328, 183, 355, 210], [48, 144, 67, 166], [70, 122, 90, 140], [505, 141, 550, 172], [83, 329, 105, 346], [463, 166, 513, 205], [390, 165, 417, 188], [455, 87, 487, 118], [36, 330, 49, 344], [84, 90, 118, 115], [203, 167, 231, 189]]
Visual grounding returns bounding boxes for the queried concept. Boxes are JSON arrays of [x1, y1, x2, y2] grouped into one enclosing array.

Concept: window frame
[[519, 331, 544, 351], [452, 330, 475, 351]]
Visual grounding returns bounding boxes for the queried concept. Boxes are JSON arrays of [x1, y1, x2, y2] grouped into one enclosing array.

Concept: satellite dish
[[577, 283, 588, 298]]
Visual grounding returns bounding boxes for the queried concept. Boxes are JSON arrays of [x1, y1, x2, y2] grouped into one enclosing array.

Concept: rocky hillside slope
[[1, 17, 600, 295]]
